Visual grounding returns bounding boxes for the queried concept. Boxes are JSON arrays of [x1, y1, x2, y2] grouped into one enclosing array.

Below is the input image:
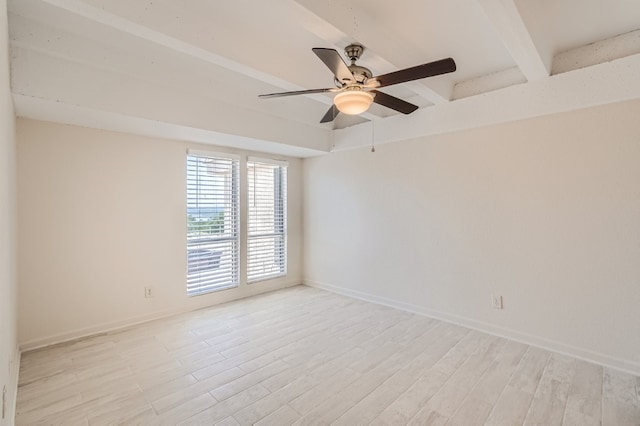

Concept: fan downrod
[[344, 44, 364, 63]]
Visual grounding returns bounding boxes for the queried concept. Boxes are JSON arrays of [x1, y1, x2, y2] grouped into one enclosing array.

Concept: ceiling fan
[[259, 44, 456, 123]]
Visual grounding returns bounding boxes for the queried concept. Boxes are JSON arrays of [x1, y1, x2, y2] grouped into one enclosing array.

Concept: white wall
[[0, 0, 18, 423], [304, 99, 640, 374], [17, 119, 303, 348]]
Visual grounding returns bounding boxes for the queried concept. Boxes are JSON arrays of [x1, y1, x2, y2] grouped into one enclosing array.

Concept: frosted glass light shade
[[333, 90, 374, 115]]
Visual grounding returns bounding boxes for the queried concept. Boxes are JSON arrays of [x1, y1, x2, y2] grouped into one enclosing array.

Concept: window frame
[[185, 149, 240, 296], [246, 156, 288, 284]]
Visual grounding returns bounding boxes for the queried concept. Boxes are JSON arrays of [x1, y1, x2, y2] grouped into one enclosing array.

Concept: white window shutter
[[186, 153, 239, 296], [247, 159, 287, 283]]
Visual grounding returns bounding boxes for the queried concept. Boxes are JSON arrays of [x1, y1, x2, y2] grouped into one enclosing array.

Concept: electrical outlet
[[491, 295, 503, 309], [2, 385, 6, 419], [144, 287, 153, 298]]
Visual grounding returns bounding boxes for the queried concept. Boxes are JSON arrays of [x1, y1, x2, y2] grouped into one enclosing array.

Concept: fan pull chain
[[371, 120, 376, 153], [349, 6, 359, 39]]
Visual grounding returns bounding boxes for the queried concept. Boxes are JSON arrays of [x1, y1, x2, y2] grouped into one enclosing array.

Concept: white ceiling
[[7, 0, 640, 157]]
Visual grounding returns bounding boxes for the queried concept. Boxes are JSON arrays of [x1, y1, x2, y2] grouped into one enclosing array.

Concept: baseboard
[[19, 280, 301, 353], [19, 307, 196, 352], [304, 279, 640, 376], [10, 344, 20, 424]]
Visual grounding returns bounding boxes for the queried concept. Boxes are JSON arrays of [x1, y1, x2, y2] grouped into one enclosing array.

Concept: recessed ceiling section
[[294, 0, 518, 88], [516, 0, 640, 56], [31, 0, 353, 98]]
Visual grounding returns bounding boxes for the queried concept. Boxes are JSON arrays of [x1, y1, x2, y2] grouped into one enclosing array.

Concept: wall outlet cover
[[492, 295, 503, 309]]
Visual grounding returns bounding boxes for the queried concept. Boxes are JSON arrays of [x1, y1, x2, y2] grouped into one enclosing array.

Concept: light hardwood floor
[[16, 285, 640, 425]]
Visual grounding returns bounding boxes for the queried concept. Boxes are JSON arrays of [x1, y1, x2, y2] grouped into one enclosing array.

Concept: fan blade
[[320, 104, 339, 123], [312, 48, 355, 84], [370, 58, 456, 88], [258, 88, 338, 99], [371, 90, 419, 114]]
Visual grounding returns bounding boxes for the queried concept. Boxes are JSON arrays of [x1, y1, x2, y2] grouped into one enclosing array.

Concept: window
[[247, 157, 287, 282], [186, 151, 239, 296]]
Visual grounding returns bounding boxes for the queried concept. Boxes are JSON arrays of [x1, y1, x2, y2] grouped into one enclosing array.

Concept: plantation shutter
[[186, 151, 239, 296], [247, 157, 287, 283]]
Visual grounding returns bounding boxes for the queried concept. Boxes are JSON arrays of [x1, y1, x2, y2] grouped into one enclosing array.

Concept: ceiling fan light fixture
[[259, 46, 456, 123], [333, 89, 374, 115]]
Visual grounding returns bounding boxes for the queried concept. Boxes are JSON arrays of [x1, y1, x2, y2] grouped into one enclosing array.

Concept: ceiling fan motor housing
[[348, 64, 372, 84], [333, 44, 372, 86]]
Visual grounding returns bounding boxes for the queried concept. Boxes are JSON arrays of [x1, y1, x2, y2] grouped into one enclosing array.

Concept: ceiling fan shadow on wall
[[259, 44, 456, 123]]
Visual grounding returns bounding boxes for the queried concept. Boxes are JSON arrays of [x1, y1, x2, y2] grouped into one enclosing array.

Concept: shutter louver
[[247, 159, 287, 283], [186, 153, 239, 296]]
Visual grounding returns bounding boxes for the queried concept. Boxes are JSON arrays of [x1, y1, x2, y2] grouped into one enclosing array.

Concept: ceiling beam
[[476, 0, 551, 81], [453, 66, 526, 100], [14, 94, 331, 158], [10, 40, 333, 156], [552, 29, 640, 75]]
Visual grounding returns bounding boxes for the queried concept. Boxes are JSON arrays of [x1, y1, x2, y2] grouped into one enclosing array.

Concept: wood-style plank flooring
[[16, 285, 640, 425]]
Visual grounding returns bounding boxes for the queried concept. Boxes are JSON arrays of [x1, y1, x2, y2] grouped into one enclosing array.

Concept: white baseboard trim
[[304, 279, 640, 376], [10, 344, 20, 424], [20, 281, 301, 352], [20, 307, 198, 352]]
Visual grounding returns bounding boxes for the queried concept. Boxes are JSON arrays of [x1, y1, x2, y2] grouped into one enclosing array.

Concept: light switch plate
[[492, 295, 503, 309]]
